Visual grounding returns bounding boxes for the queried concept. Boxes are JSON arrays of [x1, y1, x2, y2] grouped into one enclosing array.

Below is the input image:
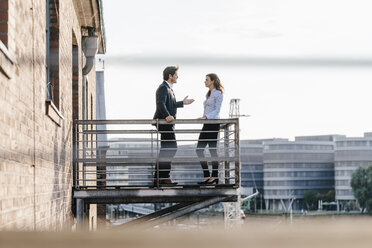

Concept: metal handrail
[[75, 118, 238, 125]]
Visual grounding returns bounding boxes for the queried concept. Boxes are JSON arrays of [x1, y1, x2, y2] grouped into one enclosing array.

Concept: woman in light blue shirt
[[196, 73, 224, 184]]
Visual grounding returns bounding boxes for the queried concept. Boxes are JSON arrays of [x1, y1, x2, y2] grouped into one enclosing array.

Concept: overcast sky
[[99, 0, 372, 140]]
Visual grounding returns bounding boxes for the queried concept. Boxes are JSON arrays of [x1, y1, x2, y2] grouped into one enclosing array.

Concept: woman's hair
[[206, 73, 224, 97]]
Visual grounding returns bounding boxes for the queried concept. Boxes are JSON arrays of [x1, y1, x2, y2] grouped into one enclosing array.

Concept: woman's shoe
[[207, 177, 219, 184], [198, 177, 210, 185]]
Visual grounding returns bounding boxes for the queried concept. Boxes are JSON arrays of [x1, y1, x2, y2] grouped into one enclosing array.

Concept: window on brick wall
[[0, 0, 8, 47], [46, 0, 60, 108]]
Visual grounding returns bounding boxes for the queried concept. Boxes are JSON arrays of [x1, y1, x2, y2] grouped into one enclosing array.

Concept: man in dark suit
[[153, 66, 194, 185]]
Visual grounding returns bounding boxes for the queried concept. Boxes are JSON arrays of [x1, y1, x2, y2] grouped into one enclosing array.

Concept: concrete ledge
[[46, 100, 64, 126]]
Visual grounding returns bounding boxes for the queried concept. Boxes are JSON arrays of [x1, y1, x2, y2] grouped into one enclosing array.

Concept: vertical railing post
[[91, 122, 94, 159], [224, 124, 230, 184], [82, 122, 86, 187], [74, 120, 78, 188], [151, 130, 154, 186], [156, 119, 159, 188], [234, 119, 240, 187], [92, 122, 96, 189]]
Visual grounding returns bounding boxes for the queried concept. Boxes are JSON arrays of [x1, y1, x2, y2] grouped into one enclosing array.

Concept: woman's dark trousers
[[196, 124, 220, 178]]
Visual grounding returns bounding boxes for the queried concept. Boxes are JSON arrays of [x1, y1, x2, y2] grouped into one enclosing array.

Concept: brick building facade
[[0, 0, 105, 230]]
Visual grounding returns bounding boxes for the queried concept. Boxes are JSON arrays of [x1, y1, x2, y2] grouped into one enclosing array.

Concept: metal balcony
[[72, 119, 240, 229]]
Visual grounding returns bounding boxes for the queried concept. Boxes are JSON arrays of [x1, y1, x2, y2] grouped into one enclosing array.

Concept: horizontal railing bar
[[79, 160, 237, 163], [82, 130, 156, 134], [76, 179, 237, 183], [76, 138, 228, 143], [79, 169, 235, 172], [75, 118, 238, 125], [75, 156, 238, 163], [80, 144, 231, 149], [75, 157, 237, 161], [80, 163, 155, 166], [78, 154, 234, 158], [79, 152, 236, 156], [82, 171, 235, 175], [77, 145, 229, 149], [78, 155, 233, 159], [75, 177, 236, 182], [156, 130, 231, 133], [78, 168, 236, 174], [87, 140, 157, 143], [78, 151, 236, 155], [72, 184, 237, 189], [80, 168, 236, 173], [80, 129, 234, 134], [76, 179, 149, 182], [77, 162, 237, 167], [76, 147, 236, 152], [80, 175, 235, 179], [73, 185, 149, 188], [80, 162, 236, 167]]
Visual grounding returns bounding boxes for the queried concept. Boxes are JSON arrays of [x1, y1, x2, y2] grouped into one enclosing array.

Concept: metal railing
[[73, 119, 240, 189]]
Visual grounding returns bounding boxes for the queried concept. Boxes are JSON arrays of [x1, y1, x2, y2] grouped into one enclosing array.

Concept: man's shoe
[[151, 178, 160, 187], [159, 178, 178, 186]]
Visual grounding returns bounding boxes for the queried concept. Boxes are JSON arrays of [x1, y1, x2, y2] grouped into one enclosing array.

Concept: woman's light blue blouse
[[203, 89, 223, 119]]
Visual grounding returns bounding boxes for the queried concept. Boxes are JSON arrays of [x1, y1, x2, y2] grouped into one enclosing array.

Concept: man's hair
[[163, 66, 179, 81]]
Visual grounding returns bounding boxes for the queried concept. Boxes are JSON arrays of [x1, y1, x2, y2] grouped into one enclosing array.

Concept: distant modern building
[[240, 140, 263, 192], [240, 139, 290, 191], [105, 132, 372, 213], [364, 132, 372, 137], [334, 133, 372, 210], [239, 139, 288, 210], [262, 136, 337, 211]]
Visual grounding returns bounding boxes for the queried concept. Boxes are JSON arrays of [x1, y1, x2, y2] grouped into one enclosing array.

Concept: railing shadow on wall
[[73, 119, 240, 189]]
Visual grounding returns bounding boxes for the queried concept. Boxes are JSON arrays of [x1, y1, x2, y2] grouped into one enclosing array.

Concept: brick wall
[[0, 0, 98, 231]]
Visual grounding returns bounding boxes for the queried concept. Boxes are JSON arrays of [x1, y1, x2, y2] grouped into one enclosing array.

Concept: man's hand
[[198, 116, 207, 119], [165, 116, 175, 123], [183, 96, 195, 105]]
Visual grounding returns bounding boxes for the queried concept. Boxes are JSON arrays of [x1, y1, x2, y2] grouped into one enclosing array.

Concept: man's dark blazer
[[153, 81, 183, 120]]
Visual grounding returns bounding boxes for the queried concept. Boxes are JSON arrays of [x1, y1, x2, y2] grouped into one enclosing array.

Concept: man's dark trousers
[[157, 124, 177, 179]]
